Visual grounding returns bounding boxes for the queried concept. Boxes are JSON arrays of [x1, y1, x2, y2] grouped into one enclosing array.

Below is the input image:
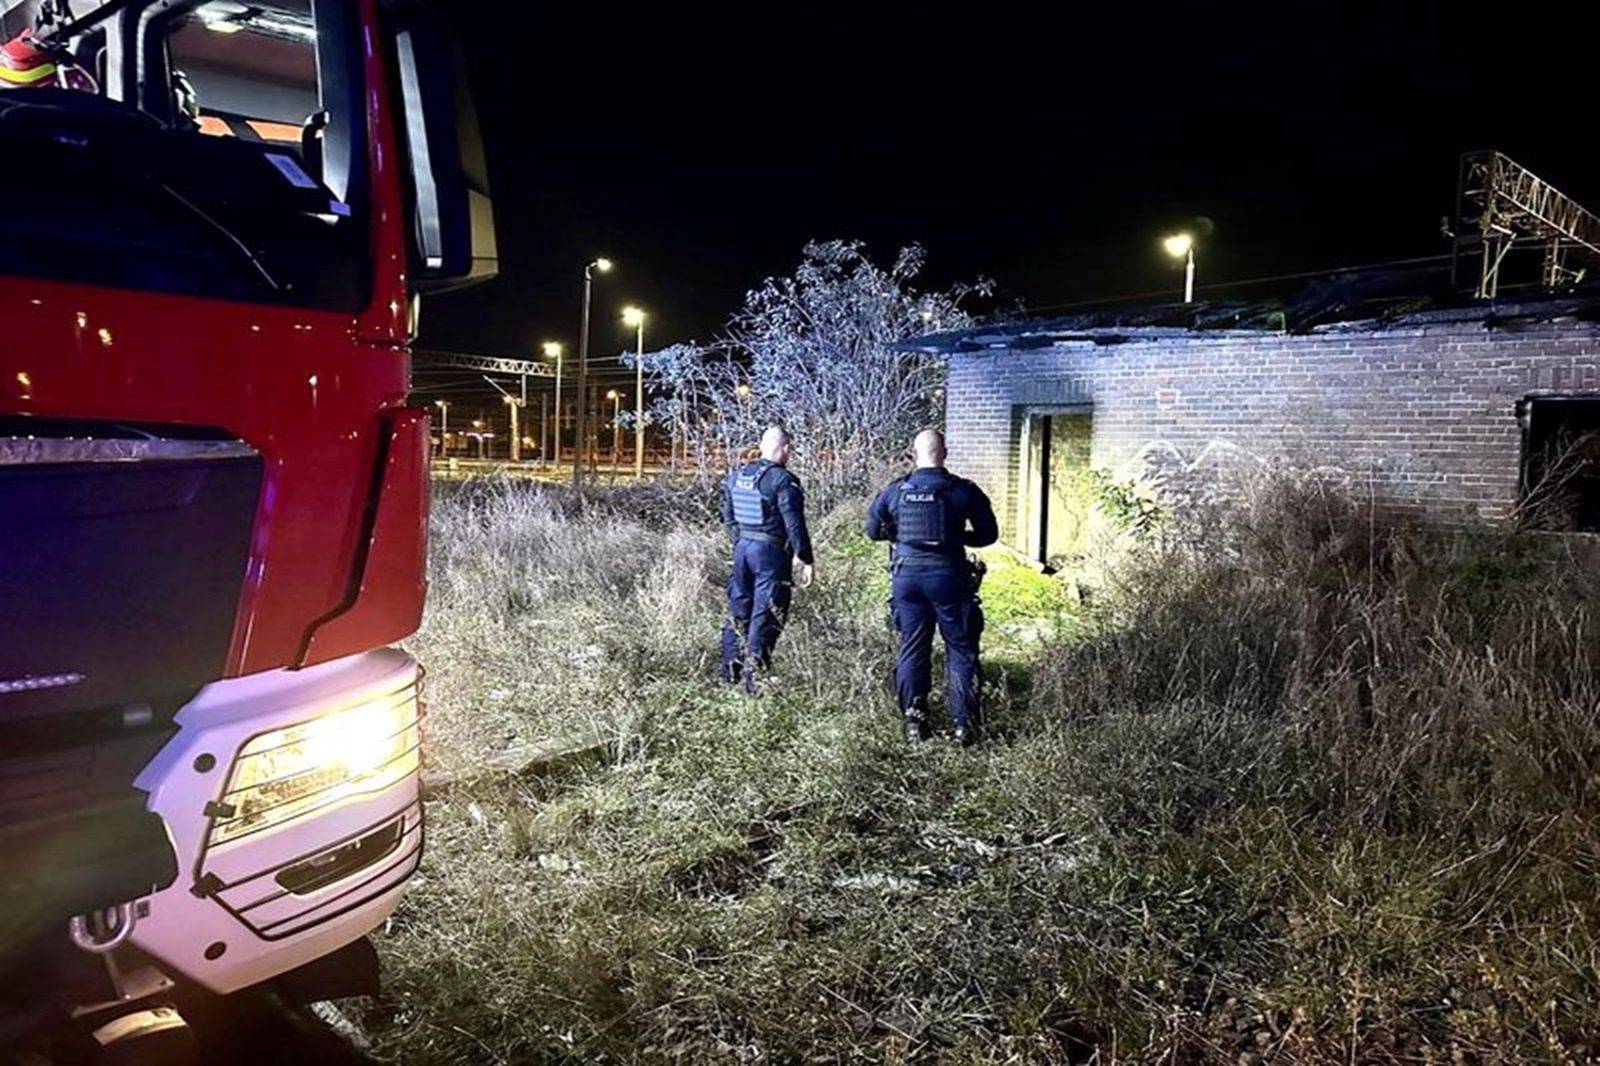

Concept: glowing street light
[[433, 399, 450, 456], [542, 341, 564, 463], [574, 258, 614, 485], [606, 388, 623, 478], [502, 393, 522, 463], [1163, 233, 1196, 304], [735, 382, 753, 426], [622, 306, 647, 477]]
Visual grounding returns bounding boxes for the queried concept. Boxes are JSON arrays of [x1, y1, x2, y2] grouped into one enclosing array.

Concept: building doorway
[[1018, 409, 1093, 567]]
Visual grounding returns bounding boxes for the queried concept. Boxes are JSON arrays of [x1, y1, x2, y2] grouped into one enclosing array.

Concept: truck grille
[[212, 804, 423, 941], [0, 417, 262, 724]]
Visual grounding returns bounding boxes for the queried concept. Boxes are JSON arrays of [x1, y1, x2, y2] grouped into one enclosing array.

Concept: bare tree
[[628, 240, 989, 506]]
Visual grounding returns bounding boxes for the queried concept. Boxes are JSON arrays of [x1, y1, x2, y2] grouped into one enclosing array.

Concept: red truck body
[[0, 0, 492, 1036], [3, 275, 428, 674]]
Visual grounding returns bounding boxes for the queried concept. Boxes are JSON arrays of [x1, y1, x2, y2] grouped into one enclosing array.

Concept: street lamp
[[542, 341, 563, 464], [502, 394, 521, 463], [1163, 233, 1196, 304], [574, 257, 614, 485], [433, 399, 449, 456], [622, 306, 646, 477], [606, 388, 623, 478]]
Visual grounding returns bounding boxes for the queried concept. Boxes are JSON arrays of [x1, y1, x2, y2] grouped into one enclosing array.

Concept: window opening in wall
[[1018, 409, 1093, 566], [1518, 395, 1600, 533]]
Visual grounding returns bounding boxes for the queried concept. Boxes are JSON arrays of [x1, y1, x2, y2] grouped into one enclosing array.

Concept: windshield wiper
[[158, 182, 283, 293], [0, 77, 287, 297]]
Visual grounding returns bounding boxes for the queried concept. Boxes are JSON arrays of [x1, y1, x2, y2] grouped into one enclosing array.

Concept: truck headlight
[[209, 686, 420, 845]]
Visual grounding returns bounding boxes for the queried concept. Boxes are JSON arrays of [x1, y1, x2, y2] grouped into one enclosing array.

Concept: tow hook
[[68, 902, 137, 954]]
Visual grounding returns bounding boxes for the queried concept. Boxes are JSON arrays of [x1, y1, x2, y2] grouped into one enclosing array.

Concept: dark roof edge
[[901, 296, 1600, 355]]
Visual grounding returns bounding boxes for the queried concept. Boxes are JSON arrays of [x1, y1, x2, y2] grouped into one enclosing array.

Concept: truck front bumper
[[129, 649, 423, 994]]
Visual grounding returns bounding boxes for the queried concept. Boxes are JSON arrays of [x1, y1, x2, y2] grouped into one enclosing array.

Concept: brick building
[[910, 290, 1600, 564]]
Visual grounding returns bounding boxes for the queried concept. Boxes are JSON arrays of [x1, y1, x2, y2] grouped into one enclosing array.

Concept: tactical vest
[[895, 478, 952, 548], [731, 460, 775, 531]]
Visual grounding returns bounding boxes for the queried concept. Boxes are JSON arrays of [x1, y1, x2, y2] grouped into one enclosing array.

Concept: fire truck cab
[[0, 0, 492, 1049]]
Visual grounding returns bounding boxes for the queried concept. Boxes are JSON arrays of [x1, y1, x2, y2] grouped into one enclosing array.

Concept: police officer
[[867, 430, 998, 745], [720, 426, 814, 693]]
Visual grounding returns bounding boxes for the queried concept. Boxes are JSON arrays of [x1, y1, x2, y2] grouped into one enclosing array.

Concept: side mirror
[[390, 4, 497, 292]]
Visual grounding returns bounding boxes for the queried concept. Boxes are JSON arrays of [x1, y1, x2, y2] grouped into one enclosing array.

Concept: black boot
[[902, 699, 929, 743], [743, 656, 770, 697], [953, 723, 980, 748]]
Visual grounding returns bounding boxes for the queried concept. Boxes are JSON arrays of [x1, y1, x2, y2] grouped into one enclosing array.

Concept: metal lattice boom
[[414, 349, 555, 377], [1456, 151, 1600, 298]]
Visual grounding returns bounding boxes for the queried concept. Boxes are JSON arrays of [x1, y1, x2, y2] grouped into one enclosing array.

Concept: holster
[[967, 556, 987, 595]]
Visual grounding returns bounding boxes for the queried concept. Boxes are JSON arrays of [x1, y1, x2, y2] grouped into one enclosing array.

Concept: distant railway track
[[431, 458, 673, 483]]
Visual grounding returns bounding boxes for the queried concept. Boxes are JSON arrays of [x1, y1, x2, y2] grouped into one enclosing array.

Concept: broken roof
[[904, 265, 1600, 354]]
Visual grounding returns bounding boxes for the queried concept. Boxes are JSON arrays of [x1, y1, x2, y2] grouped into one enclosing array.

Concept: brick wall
[[942, 318, 1600, 541]]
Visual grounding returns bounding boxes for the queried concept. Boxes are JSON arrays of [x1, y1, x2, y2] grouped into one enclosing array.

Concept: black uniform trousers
[[892, 560, 983, 729], [720, 537, 792, 681]]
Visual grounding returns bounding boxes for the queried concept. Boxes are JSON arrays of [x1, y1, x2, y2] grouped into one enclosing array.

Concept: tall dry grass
[[403, 480, 725, 775], [364, 472, 1600, 1064]]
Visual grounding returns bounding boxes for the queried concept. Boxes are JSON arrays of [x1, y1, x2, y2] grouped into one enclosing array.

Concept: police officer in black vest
[[867, 430, 999, 745], [720, 426, 814, 693]]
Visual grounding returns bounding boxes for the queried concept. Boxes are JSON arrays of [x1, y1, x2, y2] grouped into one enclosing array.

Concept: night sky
[[420, 5, 1598, 405]]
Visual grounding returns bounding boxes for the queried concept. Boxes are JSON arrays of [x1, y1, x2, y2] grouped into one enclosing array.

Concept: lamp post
[[735, 382, 752, 427], [573, 258, 613, 485], [1163, 233, 1196, 304], [622, 306, 646, 477], [606, 389, 622, 479], [502, 394, 521, 462], [433, 399, 449, 456], [542, 341, 563, 464]]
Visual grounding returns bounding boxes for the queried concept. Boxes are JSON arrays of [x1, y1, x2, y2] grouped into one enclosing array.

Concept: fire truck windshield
[[0, 0, 369, 310]]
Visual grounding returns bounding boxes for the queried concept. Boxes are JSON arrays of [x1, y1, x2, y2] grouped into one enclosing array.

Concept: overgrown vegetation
[[633, 241, 991, 506], [365, 473, 1600, 1063]]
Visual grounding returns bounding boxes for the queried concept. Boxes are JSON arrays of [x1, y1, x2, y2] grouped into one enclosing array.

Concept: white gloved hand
[[795, 562, 815, 590]]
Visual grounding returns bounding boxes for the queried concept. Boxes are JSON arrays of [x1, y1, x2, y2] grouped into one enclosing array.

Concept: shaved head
[[913, 429, 947, 469], [760, 426, 793, 464]]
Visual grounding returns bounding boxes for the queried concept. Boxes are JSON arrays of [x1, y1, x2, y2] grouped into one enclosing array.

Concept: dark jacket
[[722, 460, 814, 565], [866, 467, 998, 565]]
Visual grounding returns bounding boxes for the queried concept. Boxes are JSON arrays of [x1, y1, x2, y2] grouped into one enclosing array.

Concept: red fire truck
[[0, 0, 493, 1052]]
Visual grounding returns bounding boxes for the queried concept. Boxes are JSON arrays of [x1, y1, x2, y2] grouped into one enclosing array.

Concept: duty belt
[[892, 553, 988, 593], [892, 553, 965, 569], [739, 530, 781, 544]]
